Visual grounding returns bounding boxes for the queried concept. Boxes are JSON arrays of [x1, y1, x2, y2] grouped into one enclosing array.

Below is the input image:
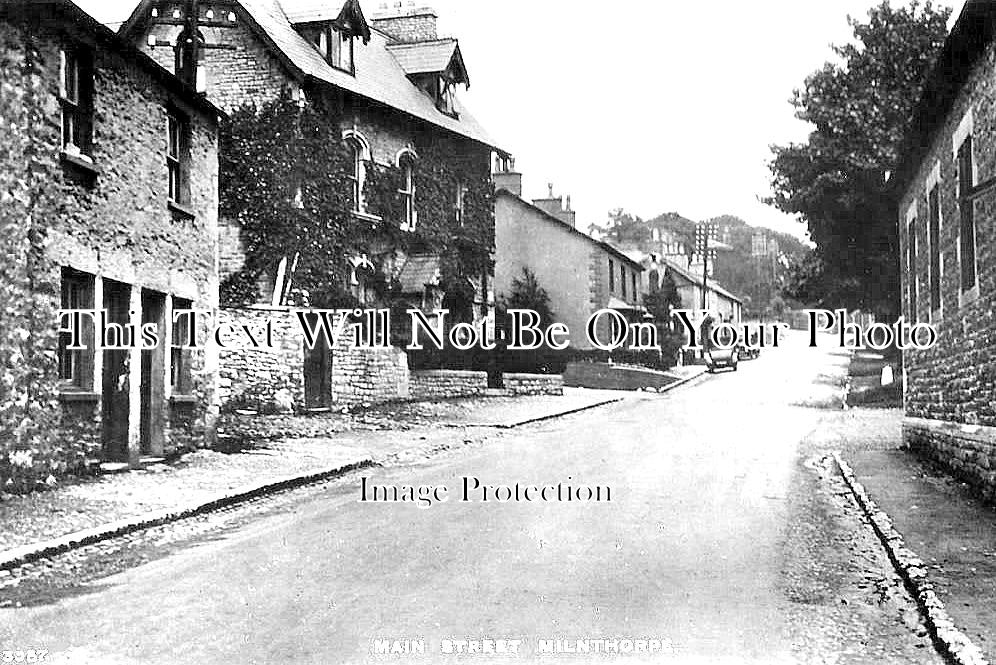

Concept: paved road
[[2, 332, 938, 663]]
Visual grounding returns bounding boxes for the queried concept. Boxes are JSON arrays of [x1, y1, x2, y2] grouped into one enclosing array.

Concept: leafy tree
[[589, 209, 651, 249], [766, 1, 950, 317], [499, 267, 554, 327], [644, 273, 681, 324], [644, 273, 685, 365]]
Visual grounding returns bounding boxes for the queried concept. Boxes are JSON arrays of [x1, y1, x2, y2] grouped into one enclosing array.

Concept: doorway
[[303, 314, 332, 409], [140, 290, 166, 456], [101, 279, 131, 462]]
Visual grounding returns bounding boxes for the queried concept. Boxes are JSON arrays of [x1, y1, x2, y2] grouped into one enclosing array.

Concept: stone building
[[493, 171, 645, 350], [0, 0, 222, 484], [653, 258, 743, 323], [120, 0, 505, 410], [894, 0, 996, 498]]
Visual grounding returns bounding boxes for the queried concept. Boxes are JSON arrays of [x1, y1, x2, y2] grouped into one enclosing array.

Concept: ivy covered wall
[[219, 91, 496, 315], [0, 21, 63, 492]]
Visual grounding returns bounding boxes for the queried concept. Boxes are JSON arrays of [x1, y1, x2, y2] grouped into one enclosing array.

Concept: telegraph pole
[[695, 223, 717, 311]]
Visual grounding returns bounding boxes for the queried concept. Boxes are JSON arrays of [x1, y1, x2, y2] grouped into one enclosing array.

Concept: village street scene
[[1, 0, 995, 663]]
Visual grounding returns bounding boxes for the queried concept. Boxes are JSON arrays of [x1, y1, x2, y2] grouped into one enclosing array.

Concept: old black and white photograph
[[1, 0, 995, 662]]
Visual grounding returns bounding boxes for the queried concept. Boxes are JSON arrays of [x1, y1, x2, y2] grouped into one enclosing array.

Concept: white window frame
[[925, 161, 942, 322], [953, 111, 979, 305], [342, 130, 370, 214], [905, 201, 918, 324], [397, 149, 418, 231]]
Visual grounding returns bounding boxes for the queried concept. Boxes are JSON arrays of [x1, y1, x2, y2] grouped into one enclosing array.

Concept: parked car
[[704, 347, 738, 372], [737, 343, 760, 361]]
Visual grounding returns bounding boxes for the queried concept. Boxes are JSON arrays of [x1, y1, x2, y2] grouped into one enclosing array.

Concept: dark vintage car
[[704, 347, 738, 372], [737, 343, 760, 360]]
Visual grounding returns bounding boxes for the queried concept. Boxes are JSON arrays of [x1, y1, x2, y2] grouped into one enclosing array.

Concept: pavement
[[838, 410, 996, 663], [0, 386, 657, 569], [0, 332, 946, 664]]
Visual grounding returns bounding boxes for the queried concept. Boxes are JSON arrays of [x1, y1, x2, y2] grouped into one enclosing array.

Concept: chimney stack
[[372, 2, 438, 43], [493, 154, 522, 197], [532, 184, 576, 229]]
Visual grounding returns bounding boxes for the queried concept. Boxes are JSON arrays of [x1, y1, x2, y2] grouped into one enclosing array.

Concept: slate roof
[[281, 0, 346, 24], [892, 0, 996, 194], [0, 0, 223, 119], [495, 190, 643, 270], [386, 38, 468, 84], [664, 259, 743, 304], [398, 255, 440, 293], [120, 0, 499, 149]]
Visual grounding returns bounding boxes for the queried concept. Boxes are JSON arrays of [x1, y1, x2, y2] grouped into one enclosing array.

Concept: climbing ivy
[[0, 25, 67, 491], [219, 93, 358, 307], [221, 92, 495, 314], [364, 142, 495, 307]]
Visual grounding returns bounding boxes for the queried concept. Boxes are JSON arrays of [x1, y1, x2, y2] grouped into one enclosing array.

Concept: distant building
[[643, 256, 742, 323], [645, 213, 693, 261], [893, 1, 996, 499], [0, 0, 222, 476], [494, 173, 645, 350]]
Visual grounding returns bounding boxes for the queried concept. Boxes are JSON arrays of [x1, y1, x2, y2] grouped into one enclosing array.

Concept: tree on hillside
[[589, 209, 650, 249], [765, 1, 950, 317]]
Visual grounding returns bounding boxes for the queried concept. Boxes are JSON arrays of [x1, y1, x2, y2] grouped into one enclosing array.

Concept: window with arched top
[[343, 131, 370, 213], [398, 150, 417, 230]]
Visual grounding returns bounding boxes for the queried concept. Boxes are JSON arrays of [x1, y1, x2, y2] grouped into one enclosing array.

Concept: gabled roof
[[495, 189, 643, 270], [893, 0, 996, 195], [1, 0, 223, 120], [663, 258, 743, 305], [386, 38, 469, 86], [119, 0, 499, 150]]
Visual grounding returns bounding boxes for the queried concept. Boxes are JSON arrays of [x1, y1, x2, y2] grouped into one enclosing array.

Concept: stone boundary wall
[[904, 417, 996, 501], [410, 370, 488, 401], [331, 345, 410, 407], [217, 308, 304, 411], [503, 373, 564, 396], [217, 310, 563, 409]]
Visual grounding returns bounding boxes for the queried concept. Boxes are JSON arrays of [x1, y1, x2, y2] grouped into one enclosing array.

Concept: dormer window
[[331, 29, 354, 72], [308, 24, 355, 74], [437, 77, 456, 116], [384, 38, 470, 118]]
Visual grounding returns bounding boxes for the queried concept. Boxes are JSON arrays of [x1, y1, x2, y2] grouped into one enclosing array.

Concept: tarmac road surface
[[0, 331, 941, 664]]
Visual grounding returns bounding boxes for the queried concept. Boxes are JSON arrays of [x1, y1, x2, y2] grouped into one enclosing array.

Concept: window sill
[[350, 210, 382, 224], [959, 284, 980, 309], [170, 394, 197, 406], [330, 64, 355, 77], [60, 150, 100, 176], [168, 199, 197, 220], [59, 390, 100, 403]]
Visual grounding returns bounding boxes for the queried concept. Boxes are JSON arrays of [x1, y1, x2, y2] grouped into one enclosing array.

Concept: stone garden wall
[[904, 418, 996, 501], [410, 370, 489, 401], [503, 373, 564, 396]]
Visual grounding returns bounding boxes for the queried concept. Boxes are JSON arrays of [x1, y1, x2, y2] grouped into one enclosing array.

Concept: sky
[[80, 0, 968, 241]]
